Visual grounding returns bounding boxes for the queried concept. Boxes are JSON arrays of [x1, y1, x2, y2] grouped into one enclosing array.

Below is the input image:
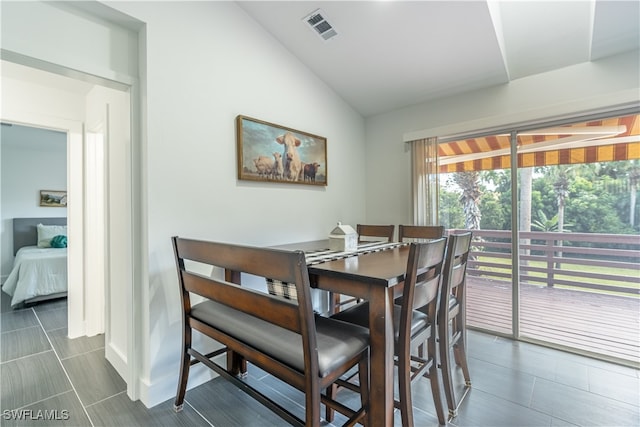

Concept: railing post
[[546, 238, 554, 287]]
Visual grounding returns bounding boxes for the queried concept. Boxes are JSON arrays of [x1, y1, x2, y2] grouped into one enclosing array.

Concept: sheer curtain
[[410, 137, 439, 225]]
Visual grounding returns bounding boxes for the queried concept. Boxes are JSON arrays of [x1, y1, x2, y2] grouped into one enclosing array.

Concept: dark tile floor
[[1, 290, 638, 426]]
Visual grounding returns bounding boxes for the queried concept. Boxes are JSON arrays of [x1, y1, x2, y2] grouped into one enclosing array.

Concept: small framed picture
[[40, 190, 67, 207], [236, 115, 327, 186]]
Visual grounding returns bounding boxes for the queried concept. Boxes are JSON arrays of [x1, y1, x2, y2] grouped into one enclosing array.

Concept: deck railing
[[450, 229, 640, 296], [452, 229, 639, 364]]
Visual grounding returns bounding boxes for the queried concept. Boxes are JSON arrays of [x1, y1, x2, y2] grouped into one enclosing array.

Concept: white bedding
[[2, 246, 68, 308]]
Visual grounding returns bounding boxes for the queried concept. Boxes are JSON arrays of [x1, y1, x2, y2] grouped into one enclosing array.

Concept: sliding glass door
[[433, 113, 639, 365], [515, 115, 640, 362], [438, 133, 514, 335]]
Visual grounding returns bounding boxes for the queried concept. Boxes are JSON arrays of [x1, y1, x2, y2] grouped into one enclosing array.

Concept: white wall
[[3, 0, 367, 407], [0, 124, 67, 277], [363, 50, 640, 226], [107, 1, 366, 405]]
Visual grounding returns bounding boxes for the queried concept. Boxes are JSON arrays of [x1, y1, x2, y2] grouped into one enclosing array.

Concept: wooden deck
[[466, 276, 640, 366]]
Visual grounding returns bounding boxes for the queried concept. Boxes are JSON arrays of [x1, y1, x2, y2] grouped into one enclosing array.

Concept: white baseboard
[[138, 362, 216, 408], [67, 320, 86, 339], [106, 341, 128, 383]]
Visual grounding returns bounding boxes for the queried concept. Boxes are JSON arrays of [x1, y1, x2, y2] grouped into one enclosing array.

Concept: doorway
[[1, 59, 135, 387]]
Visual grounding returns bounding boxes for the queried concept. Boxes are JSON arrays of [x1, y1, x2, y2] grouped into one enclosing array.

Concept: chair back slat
[[398, 225, 445, 242], [449, 265, 467, 291], [413, 274, 441, 311], [356, 224, 395, 242], [180, 270, 300, 332]]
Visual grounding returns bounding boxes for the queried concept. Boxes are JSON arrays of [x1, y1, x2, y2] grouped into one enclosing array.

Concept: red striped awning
[[439, 114, 640, 173]]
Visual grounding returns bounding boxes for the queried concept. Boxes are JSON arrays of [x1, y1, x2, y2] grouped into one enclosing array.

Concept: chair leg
[[454, 339, 471, 387], [398, 345, 414, 427], [306, 389, 322, 427], [174, 327, 192, 412], [451, 314, 471, 387], [357, 357, 370, 427], [439, 322, 457, 419], [426, 336, 446, 425], [325, 383, 337, 422]]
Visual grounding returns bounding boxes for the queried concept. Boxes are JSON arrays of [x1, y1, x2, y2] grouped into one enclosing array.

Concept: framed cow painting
[[236, 115, 327, 186]]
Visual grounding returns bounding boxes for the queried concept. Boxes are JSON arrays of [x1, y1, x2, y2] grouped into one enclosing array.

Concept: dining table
[[270, 239, 411, 427]]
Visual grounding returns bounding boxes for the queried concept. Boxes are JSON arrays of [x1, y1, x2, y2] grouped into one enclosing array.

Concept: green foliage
[[438, 161, 640, 235], [438, 187, 465, 229], [480, 191, 509, 230], [532, 210, 572, 232]]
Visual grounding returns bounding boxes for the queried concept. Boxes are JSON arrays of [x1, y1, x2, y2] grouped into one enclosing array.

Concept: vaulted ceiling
[[238, 1, 640, 117]]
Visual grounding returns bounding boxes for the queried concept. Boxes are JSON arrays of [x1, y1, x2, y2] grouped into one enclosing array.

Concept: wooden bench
[[172, 237, 371, 426]]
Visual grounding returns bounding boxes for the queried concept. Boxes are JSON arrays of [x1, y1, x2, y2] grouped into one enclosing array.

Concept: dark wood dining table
[[272, 239, 410, 427]]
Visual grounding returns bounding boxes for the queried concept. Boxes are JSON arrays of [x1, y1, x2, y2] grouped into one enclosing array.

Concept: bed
[[2, 217, 68, 308]]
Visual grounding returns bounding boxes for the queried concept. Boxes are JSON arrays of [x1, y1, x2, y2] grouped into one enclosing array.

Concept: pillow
[[37, 224, 67, 248], [50, 235, 68, 248]]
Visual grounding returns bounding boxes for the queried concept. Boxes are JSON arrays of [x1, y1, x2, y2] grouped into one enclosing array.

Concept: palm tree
[[552, 166, 573, 233], [520, 167, 533, 264], [453, 171, 482, 230], [550, 165, 574, 267]]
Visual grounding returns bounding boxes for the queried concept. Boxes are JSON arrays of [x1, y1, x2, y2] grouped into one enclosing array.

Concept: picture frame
[[40, 190, 67, 207], [236, 115, 327, 186]]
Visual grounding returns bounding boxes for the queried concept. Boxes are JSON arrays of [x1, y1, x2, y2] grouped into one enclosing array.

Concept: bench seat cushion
[[190, 300, 369, 378]]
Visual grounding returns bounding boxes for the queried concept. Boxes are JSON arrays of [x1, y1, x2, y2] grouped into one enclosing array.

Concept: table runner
[[267, 241, 408, 300]]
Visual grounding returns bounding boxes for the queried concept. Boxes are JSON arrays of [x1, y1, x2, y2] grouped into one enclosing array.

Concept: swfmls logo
[[2, 409, 70, 421]]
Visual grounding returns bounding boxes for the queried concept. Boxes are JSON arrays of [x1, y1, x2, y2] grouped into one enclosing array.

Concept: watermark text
[[2, 409, 70, 421]]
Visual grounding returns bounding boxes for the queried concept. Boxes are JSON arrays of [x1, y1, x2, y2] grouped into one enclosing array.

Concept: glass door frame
[[435, 106, 639, 345]]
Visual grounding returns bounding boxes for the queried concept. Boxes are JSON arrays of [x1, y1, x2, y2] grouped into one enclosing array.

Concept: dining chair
[[396, 225, 445, 361], [329, 238, 448, 426], [398, 225, 445, 241], [172, 237, 370, 427], [329, 224, 396, 314], [438, 231, 473, 419]]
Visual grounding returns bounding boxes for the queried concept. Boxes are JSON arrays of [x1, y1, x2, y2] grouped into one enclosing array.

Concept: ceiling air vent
[[304, 9, 337, 41]]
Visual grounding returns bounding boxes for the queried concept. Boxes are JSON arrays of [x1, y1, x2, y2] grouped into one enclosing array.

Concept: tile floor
[[1, 291, 638, 426]]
